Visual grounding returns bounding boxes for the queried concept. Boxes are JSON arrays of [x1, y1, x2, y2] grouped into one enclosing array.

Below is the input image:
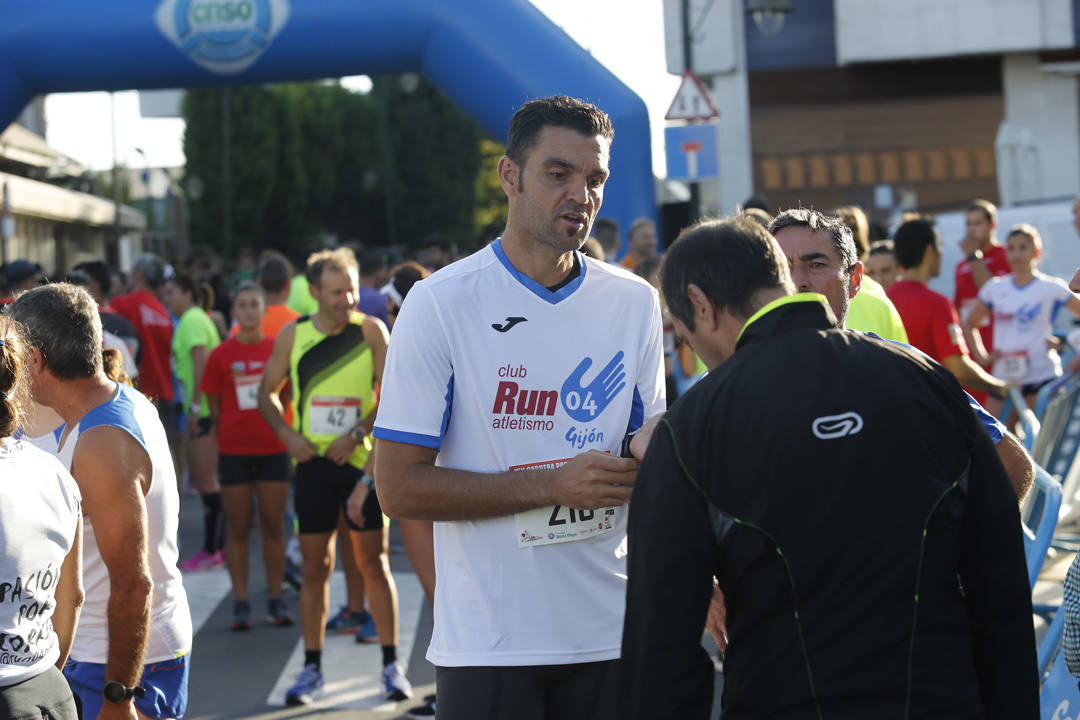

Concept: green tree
[[374, 76, 482, 251], [182, 86, 277, 254], [474, 138, 508, 246]]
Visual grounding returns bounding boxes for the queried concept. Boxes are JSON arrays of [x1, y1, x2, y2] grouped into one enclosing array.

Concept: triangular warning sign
[[665, 70, 719, 121]]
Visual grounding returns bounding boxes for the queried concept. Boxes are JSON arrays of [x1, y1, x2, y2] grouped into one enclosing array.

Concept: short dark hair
[[9, 283, 103, 380], [967, 199, 997, 225], [742, 194, 772, 214], [132, 253, 167, 289], [506, 96, 614, 169], [257, 253, 292, 294], [769, 209, 858, 273], [661, 217, 792, 331], [72, 261, 112, 297], [892, 219, 940, 270], [868, 240, 895, 257]]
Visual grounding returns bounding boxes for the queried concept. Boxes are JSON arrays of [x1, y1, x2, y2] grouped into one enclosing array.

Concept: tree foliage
[[182, 77, 503, 261]]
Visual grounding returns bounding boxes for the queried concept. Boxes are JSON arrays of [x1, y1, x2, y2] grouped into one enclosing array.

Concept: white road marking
[[266, 570, 425, 709]]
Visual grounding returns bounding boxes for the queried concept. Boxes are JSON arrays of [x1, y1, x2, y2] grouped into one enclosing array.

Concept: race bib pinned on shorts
[[234, 374, 261, 411], [510, 457, 618, 548], [308, 396, 362, 436], [996, 351, 1030, 383]]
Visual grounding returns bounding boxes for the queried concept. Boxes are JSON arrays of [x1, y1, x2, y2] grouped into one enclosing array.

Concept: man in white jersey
[[374, 96, 665, 719], [10, 285, 192, 720]]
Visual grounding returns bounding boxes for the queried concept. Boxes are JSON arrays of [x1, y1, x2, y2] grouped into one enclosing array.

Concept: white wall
[[836, 0, 1072, 64], [997, 54, 1080, 207]]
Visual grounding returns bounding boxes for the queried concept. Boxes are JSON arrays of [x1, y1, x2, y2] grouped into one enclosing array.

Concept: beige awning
[[0, 124, 84, 177], [1, 171, 146, 231]]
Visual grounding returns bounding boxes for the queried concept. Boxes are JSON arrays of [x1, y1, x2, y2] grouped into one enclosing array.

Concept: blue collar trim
[[492, 238, 586, 305]]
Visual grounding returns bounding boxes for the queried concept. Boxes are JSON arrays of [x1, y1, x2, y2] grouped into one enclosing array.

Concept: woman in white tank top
[[0, 316, 83, 720]]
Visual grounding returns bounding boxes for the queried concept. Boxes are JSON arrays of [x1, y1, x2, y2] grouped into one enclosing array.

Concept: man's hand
[[628, 413, 664, 460], [706, 579, 728, 654], [325, 434, 356, 466], [550, 450, 638, 509], [98, 701, 138, 720], [187, 410, 201, 437], [346, 483, 369, 528], [281, 430, 318, 463], [961, 235, 982, 257]]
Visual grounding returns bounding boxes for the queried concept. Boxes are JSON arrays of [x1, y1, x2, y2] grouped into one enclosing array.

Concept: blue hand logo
[[561, 351, 626, 422]]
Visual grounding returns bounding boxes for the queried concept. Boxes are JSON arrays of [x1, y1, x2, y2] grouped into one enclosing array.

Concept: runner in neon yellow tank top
[[288, 312, 375, 469], [257, 248, 411, 706]]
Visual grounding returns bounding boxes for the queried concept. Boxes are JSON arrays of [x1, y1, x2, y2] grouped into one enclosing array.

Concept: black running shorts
[[294, 456, 384, 534], [218, 452, 292, 486]]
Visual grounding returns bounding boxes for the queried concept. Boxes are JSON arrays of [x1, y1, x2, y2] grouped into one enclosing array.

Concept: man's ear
[[686, 283, 717, 330], [497, 155, 519, 197], [28, 346, 45, 378], [849, 261, 863, 299]]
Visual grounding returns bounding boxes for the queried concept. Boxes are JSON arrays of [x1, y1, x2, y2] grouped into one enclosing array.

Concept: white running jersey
[[374, 240, 666, 667], [0, 441, 80, 686], [978, 273, 1076, 385], [55, 383, 192, 664]]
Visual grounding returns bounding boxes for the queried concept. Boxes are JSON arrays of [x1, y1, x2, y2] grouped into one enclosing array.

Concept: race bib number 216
[[511, 458, 618, 548]]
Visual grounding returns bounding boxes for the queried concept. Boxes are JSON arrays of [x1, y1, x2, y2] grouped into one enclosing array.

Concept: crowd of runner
[[0, 94, 1077, 719]]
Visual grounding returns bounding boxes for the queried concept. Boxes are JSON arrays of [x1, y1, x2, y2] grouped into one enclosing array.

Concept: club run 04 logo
[[490, 352, 627, 449]]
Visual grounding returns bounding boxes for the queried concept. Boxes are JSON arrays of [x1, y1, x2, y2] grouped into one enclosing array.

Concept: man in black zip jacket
[[620, 217, 1037, 719]]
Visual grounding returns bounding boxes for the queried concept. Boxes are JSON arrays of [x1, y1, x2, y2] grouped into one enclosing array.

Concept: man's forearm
[[376, 461, 553, 521], [105, 574, 152, 685], [945, 355, 1006, 395], [258, 390, 291, 440], [971, 258, 992, 290]]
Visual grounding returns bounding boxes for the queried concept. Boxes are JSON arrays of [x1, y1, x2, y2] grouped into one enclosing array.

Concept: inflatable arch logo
[[155, 0, 290, 74], [0, 0, 656, 249]]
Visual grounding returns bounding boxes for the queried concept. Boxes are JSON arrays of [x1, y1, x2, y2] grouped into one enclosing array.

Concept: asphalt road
[[174, 490, 723, 719]]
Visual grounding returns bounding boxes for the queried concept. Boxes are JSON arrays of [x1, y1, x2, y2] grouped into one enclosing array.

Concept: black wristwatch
[[103, 681, 146, 703], [350, 426, 368, 444], [620, 432, 637, 459]]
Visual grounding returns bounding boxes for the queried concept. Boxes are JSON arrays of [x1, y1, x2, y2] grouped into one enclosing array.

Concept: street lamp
[[746, 0, 794, 37]]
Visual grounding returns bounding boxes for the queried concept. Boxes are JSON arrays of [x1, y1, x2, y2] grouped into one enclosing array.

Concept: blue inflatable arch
[[0, 0, 656, 250]]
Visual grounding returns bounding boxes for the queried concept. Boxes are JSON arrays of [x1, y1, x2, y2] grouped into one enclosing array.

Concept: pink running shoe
[[179, 549, 224, 571]]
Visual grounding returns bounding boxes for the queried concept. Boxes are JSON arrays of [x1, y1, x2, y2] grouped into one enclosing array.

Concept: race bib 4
[[234, 374, 261, 411]]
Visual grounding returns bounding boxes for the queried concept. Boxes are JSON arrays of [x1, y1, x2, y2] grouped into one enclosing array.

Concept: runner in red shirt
[[111, 254, 174, 404], [955, 200, 1010, 359], [202, 282, 294, 631], [888, 218, 1007, 397]]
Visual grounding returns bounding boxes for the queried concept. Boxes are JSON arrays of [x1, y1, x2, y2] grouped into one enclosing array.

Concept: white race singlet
[[977, 273, 1075, 385], [0, 441, 80, 686], [374, 239, 665, 667], [55, 383, 192, 664]]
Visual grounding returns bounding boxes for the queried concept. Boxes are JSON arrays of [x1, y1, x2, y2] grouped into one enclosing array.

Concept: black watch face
[[103, 681, 127, 702]]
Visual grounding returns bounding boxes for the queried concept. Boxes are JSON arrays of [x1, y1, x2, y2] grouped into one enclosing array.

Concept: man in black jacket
[[620, 217, 1037, 719]]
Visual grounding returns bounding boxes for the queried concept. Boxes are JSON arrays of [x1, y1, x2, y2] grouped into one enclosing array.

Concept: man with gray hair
[[769, 208, 1033, 500], [10, 284, 192, 720], [110, 254, 174, 409]]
